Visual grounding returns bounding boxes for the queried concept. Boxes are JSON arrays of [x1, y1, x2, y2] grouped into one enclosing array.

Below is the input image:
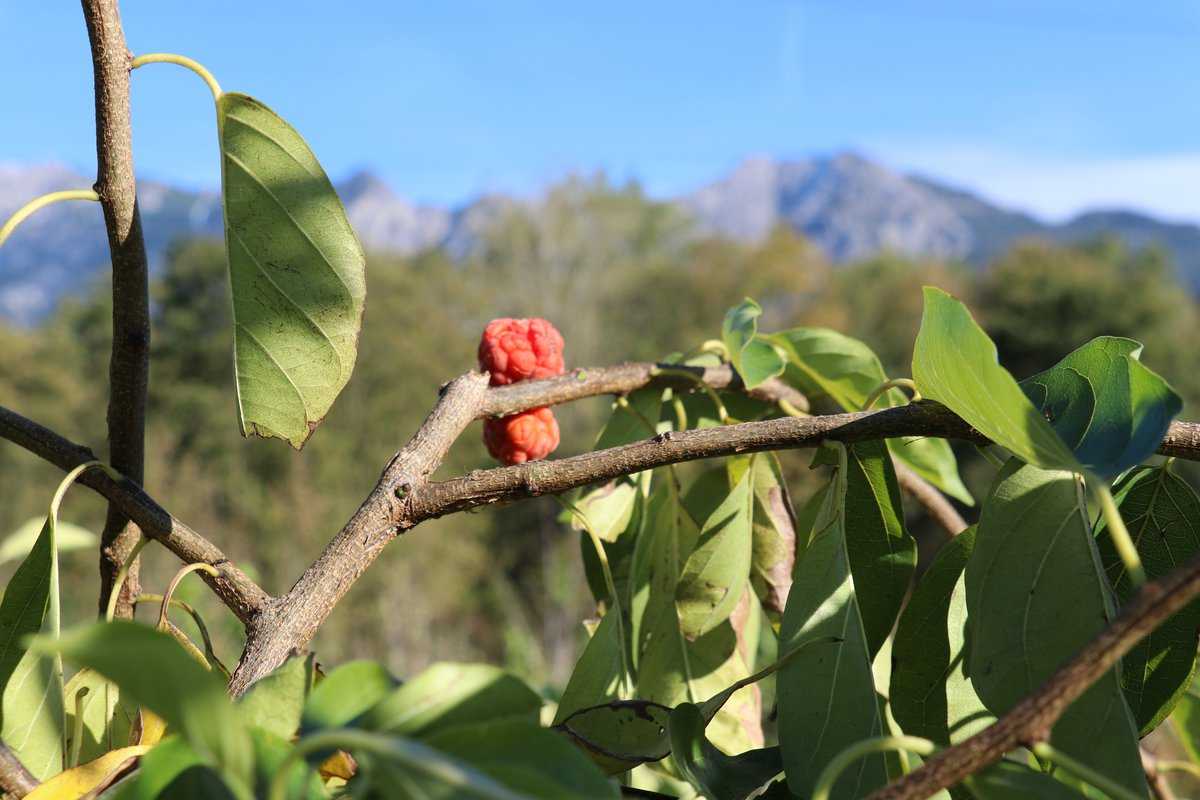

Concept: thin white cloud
[[874, 145, 1200, 224]]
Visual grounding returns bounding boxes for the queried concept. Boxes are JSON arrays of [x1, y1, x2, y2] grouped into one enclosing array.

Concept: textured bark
[[0, 740, 37, 797], [81, 0, 150, 619]]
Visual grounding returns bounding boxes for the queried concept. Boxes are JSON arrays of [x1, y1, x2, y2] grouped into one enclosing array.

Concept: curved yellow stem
[[0, 190, 100, 249], [131, 53, 223, 101]]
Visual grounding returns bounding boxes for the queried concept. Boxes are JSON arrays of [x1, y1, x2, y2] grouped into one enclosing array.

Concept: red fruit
[[484, 407, 560, 465], [478, 318, 565, 385]]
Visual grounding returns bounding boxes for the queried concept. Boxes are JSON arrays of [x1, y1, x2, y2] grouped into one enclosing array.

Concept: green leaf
[[424, 718, 619, 799], [1097, 465, 1200, 734], [362, 662, 542, 739], [844, 441, 916, 657], [554, 699, 672, 774], [63, 667, 138, 767], [553, 610, 625, 725], [0, 516, 62, 780], [722, 299, 784, 389], [890, 526, 994, 745], [630, 472, 760, 756], [967, 461, 1146, 796], [963, 760, 1088, 799], [30, 621, 251, 782], [676, 467, 753, 639], [669, 703, 783, 800], [777, 442, 888, 799], [1020, 337, 1182, 478], [237, 652, 314, 739], [740, 454, 798, 618], [216, 92, 366, 448], [1168, 681, 1200, 764], [248, 727, 328, 800], [912, 287, 1079, 472], [301, 660, 397, 734], [110, 736, 231, 800], [0, 517, 95, 564], [770, 326, 972, 505], [351, 732, 531, 800]]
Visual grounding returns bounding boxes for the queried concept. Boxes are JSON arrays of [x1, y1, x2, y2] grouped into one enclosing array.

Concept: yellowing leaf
[[26, 745, 148, 800]]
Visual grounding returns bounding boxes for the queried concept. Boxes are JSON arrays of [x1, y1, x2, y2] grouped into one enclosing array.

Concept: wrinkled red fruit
[[478, 318, 565, 385], [483, 407, 560, 465]]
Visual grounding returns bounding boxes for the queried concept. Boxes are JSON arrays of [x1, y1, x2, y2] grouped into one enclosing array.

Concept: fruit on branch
[[483, 407, 561, 464], [478, 317, 565, 385]]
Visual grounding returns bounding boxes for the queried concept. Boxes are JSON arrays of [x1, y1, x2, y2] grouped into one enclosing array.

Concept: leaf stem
[[863, 378, 921, 411], [649, 367, 731, 424], [158, 563, 221, 630], [130, 53, 222, 101], [105, 536, 150, 622], [1031, 743, 1144, 800], [1094, 481, 1146, 586], [1154, 760, 1200, 779], [68, 685, 91, 768], [813, 736, 937, 800], [0, 190, 100, 249], [135, 594, 228, 678]]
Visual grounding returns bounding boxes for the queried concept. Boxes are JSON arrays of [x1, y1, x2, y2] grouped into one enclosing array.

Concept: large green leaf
[[844, 441, 916, 656], [554, 699, 673, 774], [0, 517, 62, 780], [217, 92, 366, 448], [1021, 337, 1182, 478], [630, 472, 760, 756], [912, 287, 1079, 472], [553, 610, 625, 725], [30, 621, 251, 783], [301, 659, 397, 734], [722, 298, 785, 390], [770, 326, 972, 504], [248, 727, 327, 800], [962, 760, 1088, 799], [777, 443, 888, 799], [425, 718, 619, 799], [63, 667, 138, 768], [676, 466, 753, 639], [361, 662, 542, 739], [236, 652, 314, 739], [1097, 465, 1200, 734], [890, 526, 993, 745], [346, 732, 532, 800], [668, 703, 783, 800], [737, 454, 798, 619], [109, 736, 229, 800], [966, 461, 1146, 796]]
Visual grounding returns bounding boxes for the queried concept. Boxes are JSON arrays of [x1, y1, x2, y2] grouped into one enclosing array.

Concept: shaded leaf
[[770, 326, 972, 504], [912, 287, 1078, 471], [107, 736, 229, 800], [669, 702, 783, 800], [962, 760, 1088, 799], [425, 718, 619, 799], [739, 454, 798, 618], [362, 662, 541, 739], [777, 442, 888, 799], [1021, 337, 1182, 478], [553, 610, 625, 725], [967, 461, 1146, 796], [722, 299, 784, 389], [217, 92, 366, 448], [554, 699, 672, 775], [352, 733, 529, 800], [63, 668, 138, 767], [890, 526, 994, 745], [236, 652, 314, 739], [676, 467, 754, 639], [248, 728, 327, 800], [1098, 465, 1200, 734]]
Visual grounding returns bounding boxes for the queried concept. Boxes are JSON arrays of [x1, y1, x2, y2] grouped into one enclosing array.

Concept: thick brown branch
[[0, 405, 268, 624], [0, 740, 37, 798], [867, 549, 1200, 800], [81, 0, 150, 619]]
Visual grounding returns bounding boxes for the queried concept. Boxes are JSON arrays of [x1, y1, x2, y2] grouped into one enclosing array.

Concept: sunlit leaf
[[63, 668, 138, 767], [236, 652, 314, 739], [676, 467, 753, 639], [967, 461, 1146, 796], [26, 745, 148, 800], [738, 454, 797, 618], [722, 298, 784, 389], [554, 699, 672, 775], [553, 611, 625, 725], [777, 443, 888, 799], [0, 518, 95, 564], [301, 660, 398, 735], [912, 287, 1079, 472], [1097, 465, 1200, 734], [217, 92, 366, 448]]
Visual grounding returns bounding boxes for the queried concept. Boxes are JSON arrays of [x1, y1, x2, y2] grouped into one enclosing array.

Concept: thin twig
[[80, 0, 152, 619], [867, 549, 1200, 800]]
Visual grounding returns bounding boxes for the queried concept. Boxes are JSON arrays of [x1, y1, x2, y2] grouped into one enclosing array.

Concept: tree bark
[[80, 0, 151, 619]]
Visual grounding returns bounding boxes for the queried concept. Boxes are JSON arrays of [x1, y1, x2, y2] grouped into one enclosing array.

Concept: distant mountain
[[2, 152, 1198, 324]]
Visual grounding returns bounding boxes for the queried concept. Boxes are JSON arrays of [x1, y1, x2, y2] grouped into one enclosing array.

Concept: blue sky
[[3, 1, 1199, 221]]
